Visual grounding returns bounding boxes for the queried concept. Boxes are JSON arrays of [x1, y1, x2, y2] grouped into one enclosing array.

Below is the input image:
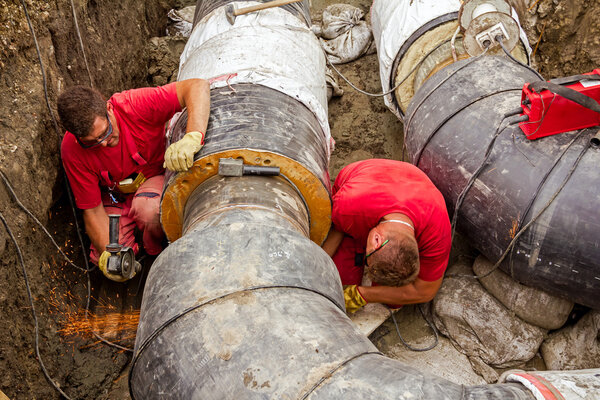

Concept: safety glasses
[[365, 239, 389, 267], [76, 113, 113, 149]]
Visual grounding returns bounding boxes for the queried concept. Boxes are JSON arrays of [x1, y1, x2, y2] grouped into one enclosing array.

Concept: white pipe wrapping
[[178, 1, 333, 155], [371, 0, 532, 118]]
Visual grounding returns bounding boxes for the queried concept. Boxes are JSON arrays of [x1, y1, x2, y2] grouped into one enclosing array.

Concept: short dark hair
[[366, 230, 419, 287], [57, 86, 106, 137]]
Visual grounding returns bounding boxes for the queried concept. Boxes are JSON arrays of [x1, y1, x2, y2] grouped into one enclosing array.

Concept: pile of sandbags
[[432, 255, 600, 383]]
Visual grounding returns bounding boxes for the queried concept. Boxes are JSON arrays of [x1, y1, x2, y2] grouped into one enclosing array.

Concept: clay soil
[[1, 0, 599, 398]]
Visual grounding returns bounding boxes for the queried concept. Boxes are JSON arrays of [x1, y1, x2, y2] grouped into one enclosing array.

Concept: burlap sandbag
[[433, 260, 547, 379], [319, 4, 373, 64], [541, 310, 600, 370], [473, 255, 573, 330]]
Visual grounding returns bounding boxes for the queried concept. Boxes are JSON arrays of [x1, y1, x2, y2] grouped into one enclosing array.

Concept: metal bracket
[[218, 158, 280, 177]]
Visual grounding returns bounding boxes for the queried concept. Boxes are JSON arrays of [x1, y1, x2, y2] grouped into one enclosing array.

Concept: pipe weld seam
[[389, 11, 459, 117], [184, 204, 309, 236], [130, 285, 345, 384], [405, 53, 488, 134], [412, 88, 522, 166], [508, 131, 591, 276], [299, 351, 383, 400]]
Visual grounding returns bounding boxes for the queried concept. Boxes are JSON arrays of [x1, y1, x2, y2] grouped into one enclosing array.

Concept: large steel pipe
[[130, 1, 536, 398], [404, 55, 600, 309], [372, 0, 600, 308]]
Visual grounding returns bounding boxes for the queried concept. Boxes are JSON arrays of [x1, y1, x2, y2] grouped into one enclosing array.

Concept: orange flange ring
[[161, 149, 332, 245]]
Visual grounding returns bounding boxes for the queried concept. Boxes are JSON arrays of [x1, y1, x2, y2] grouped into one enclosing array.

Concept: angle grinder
[[105, 214, 141, 280]]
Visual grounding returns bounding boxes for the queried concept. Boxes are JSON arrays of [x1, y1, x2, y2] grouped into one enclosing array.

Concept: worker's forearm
[[178, 79, 211, 134], [83, 205, 110, 253], [359, 283, 434, 305], [322, 227, 344, 257]]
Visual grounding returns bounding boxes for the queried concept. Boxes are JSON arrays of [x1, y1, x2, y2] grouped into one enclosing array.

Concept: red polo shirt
[[331, 159, 451, 283], [61, 83, 181, 209]]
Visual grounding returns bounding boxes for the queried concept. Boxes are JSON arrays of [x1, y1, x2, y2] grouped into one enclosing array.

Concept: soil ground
[[0, 0, 599, 398]]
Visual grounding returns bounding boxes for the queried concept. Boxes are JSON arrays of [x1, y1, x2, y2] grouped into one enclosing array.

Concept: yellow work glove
[[98, 251, 127, 283], [163, 131, 205, 172], [343, 285, 367, 313]]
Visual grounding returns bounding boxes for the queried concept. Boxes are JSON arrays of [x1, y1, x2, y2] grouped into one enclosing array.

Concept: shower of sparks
[[45, 233, 140, 349], [58, 307, 140, 347]]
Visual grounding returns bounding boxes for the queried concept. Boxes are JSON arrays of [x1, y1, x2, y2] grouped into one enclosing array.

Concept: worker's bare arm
[[83, 204, 110, 254], [322, 227, 344, 257], [358, 277, 443, 305], [175, 79, 211, 134]]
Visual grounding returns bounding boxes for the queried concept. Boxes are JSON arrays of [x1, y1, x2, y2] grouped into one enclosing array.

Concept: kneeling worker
[[58, 79, 210, 281], [322, 159, 452, 313]]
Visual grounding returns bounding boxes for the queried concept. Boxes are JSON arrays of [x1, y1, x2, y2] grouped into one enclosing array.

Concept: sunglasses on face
[[364, 239, 389, 268], [76, 113, 113, 149]]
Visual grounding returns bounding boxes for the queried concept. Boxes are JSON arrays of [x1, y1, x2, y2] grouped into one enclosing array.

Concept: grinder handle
[[106, 214, 122, 253], [234, 0, 303, 16]]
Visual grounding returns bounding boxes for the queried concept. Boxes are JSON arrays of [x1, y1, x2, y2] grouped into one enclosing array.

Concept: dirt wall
[[524, 0, 600, 78], [0, 1, 183, 398]]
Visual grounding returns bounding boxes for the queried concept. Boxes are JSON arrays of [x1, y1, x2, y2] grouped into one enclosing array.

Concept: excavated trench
[[0, 0, 599, 398]]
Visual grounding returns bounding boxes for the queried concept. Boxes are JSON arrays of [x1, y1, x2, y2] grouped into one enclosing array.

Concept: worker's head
[[57, 86, 119, 148], [365, 220, 419, 287]]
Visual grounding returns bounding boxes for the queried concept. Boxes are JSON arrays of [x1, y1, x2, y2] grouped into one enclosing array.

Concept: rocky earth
[[0, 0, 599, 398]]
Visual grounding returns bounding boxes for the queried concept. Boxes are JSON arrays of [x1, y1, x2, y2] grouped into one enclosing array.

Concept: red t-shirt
[[332, 159, 451, 281], [61, 83, 181, 209]]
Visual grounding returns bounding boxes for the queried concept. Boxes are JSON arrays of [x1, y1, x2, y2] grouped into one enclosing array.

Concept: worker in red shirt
[[322, 159, 452, 313], [58, 79, 210, 281]]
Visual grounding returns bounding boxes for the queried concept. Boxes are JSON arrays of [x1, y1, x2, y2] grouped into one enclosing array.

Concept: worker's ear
[[106, 101, 113, 114]]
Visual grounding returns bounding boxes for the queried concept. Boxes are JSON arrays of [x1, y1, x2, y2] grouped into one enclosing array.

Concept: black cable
[[64, 176, 91, 273], [0, 170, 91, 273], [389, 304, 439, 352], [404, 48, 489, 136], [19, 0, 61, 136], [515, 132, 580, 235], [498, 39, 545, 81], [326, 39, 452, 101], [84, 272, 134, 353], [449, 115, 519, 243], [18, 0, 135, 364], [69, 0, 94, 87], [0, 211, 74, 400], [412, 88, 523, 167], [448, 130, 589, 280]]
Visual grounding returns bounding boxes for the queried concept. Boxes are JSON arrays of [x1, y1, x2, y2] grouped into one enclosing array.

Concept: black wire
[[19, 0, 61, 136], [412, 88, 523, 167], [449, 115, 518, 243], [299, 351, 383, 399], [19, 0, 135, 366], [0, 211, 74, 400], [515, 132, 581, 236], [326, 39, 452, 104], [388, 304, 439, 352], [448, 130, 589, 280], [498, 39, 545, 81], [0, 170, 91, 273], [404, 48, 489, 136], [84, 272, 134, 353]]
